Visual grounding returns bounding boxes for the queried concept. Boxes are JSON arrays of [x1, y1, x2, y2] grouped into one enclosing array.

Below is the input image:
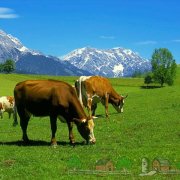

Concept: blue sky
[[0, 0, 180, 63]]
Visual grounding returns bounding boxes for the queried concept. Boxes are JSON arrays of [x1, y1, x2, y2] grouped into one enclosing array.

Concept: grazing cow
[[0, 96, 18, 126], [75, 76, 127, 118], [14, 80, 96, 146]]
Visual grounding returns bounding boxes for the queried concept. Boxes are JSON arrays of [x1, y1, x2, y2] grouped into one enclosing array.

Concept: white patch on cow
[[0, 96, 15, 118], [88, 119, 96, 143], [121, 107, 123, 113], [81, 119, 86, 123], [78, 76, 92, 106], [79, 76, 92, 82]]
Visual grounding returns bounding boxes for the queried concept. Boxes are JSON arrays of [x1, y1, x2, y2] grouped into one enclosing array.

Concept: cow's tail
[[13, 104, 18, 126]]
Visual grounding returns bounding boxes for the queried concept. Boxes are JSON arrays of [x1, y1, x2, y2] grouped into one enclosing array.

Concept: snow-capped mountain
[[0, 29, 40, 62], [0, 29, 151, 77], [63, 47, 151, 77], [0, 29, 91, 76]]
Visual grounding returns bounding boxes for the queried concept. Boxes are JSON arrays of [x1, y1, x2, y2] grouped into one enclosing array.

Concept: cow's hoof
[[21, 138, 30, 145], [70, 141, 75, 147], [52, 144, 57, 148], [22, 137, 29, 143]]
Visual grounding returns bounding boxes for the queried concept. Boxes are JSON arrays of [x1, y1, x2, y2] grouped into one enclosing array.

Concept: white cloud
[[100, 35, 115, 40], [0, 7, 19, 19], [135, 41, 157, 45]]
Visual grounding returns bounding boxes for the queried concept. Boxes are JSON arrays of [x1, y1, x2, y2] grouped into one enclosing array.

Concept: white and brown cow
[[0, 96, 18, 126], [75, 76, 127, 118]]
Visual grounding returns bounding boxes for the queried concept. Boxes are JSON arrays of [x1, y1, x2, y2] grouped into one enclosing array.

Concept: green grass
[[0, 69, 180, 179]]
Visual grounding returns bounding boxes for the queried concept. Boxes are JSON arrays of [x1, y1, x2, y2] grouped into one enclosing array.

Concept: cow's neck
[[109, 89, 120, 99], [71, 100, 87, 120]]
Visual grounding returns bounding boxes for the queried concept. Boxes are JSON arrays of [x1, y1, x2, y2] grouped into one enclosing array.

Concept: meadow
[[0, 67, 179, 179]]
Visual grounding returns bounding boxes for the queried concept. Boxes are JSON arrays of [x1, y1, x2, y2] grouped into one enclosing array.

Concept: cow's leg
[[18, 109, 30, 143], [0, 112, 2, 119], [87, 95, 92, 117], [13, 106, 18, 126], [8, 112, 11, 119], [50, 115, 57, 147], [92, 103, 97, 117], [105, 93, 109, 118], [67, 121, 75, 145]]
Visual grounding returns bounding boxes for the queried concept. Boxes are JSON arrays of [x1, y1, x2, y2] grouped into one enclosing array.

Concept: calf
[[0, 96, 17, 126]]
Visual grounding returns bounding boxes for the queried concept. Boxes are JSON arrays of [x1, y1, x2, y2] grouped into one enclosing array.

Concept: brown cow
[[75, 76, 127, 118], [14, 80, 96, 146]]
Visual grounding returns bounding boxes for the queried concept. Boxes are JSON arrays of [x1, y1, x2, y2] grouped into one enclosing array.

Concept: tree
[[2, 59, 15, 73], [151, 48, 177, 87], [144, 73, 153, 87]]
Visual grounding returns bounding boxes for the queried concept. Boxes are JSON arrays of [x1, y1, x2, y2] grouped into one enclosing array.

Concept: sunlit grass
[[0, 69, 180, 179]]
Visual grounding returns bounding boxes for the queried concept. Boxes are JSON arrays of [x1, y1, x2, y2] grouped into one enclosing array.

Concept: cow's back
[[85, 76, 113, 95], [14, 80, 78, 116]]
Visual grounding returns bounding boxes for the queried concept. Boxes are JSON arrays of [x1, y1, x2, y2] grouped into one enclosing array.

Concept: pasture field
[[0, 68, 180, 179]]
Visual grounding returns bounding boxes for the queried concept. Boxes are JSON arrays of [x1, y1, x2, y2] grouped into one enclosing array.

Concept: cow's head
[[112, 95, 128, 113], [73, 117, 96, 144]]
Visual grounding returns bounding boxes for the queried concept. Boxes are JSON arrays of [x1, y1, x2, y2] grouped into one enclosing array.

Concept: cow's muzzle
[[88, 132, 96, 144]]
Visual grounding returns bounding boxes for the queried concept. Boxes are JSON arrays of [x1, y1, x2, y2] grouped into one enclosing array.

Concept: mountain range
[[0, 29, 151, 77], [0, 29, 91, 76], [63, 47, 151, 77]]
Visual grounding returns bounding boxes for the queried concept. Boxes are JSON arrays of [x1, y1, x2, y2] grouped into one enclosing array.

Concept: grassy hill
[[0, 68, 180, 179]]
